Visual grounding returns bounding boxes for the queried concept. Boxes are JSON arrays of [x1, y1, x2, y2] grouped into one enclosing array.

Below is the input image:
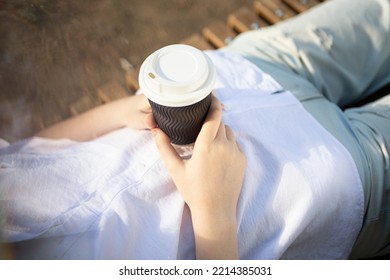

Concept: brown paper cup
[[139, 44, 216, 145], [149, 93, 212, 145]]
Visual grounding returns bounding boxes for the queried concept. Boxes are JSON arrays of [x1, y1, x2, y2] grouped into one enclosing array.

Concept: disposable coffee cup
[[139, 44, 217, 145]]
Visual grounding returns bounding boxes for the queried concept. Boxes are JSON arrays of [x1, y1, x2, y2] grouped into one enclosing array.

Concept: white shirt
[[0, 50, 364, 259]]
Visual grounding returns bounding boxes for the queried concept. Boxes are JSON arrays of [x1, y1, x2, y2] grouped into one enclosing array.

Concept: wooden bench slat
[[227, 6, 269, 33], [69, 95, 100, 116], [254, 0, 297, 24], [125, 65, 141, 92], [202, 20, 237, 49], [282, 0, 321, 14], [97, 81, 130, 104], [180, 33, 214, 50], [122, 0, 326, 112]]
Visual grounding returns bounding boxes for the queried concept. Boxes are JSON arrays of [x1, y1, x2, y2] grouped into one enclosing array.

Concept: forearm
[[36, 95, 152, 141], [153, 96, 245, 260], [36, 99, 128, 141]]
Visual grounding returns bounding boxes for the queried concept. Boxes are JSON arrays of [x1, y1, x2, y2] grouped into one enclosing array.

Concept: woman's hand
[[36, 94, 156, 141], [124, 94, 156, 130], [153, 95, 246, 259]]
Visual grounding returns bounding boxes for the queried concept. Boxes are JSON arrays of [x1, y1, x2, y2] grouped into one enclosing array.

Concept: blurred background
[[0, 0, 255, 142]]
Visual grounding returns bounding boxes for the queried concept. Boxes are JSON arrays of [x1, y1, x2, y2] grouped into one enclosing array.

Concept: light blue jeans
[[224, 0, 390, 259]]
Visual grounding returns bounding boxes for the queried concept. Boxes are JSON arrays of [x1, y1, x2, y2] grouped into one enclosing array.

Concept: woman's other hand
[[153, 95, 246, 259]]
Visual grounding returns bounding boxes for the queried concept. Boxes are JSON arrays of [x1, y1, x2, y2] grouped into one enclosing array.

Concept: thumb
[[153, 128, 184, 177]]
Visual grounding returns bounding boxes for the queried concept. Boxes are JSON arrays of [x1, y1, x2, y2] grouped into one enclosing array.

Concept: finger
[[225, 125, 235, 142], [136, 94, 153, 113], [215, 120, 227, 140], [198, 95, 223, 142], [144, 112, 157, 129], [153, 128, 184, 177]]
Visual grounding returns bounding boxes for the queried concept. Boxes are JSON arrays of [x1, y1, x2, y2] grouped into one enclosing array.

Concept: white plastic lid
[[139, 44, 216, 107]]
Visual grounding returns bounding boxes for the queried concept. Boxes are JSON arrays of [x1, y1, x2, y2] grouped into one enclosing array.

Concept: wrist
[[191, 206, 236, 227], [191, 210, 239, 260], [190, 198, 237, 224]]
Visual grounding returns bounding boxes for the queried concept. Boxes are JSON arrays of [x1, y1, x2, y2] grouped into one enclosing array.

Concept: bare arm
[[35, 94, 155, 141], [153, 96, 246, 259]]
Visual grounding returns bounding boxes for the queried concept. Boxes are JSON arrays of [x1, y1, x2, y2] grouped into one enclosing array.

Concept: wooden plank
[[125, 65, 140, 92], [227, 6, 269, 33], [282, 0, 321, 13], [202, 20, 237, 49], [254, 0, 297, 24], [69, 95, 100, 116], [97, 81, 130, 104], [181, 33, 214, 50], [42, 113, 63, 128]]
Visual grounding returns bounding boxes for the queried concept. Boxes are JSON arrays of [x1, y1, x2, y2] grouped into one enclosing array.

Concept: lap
[[224, 0, 390, 259]]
